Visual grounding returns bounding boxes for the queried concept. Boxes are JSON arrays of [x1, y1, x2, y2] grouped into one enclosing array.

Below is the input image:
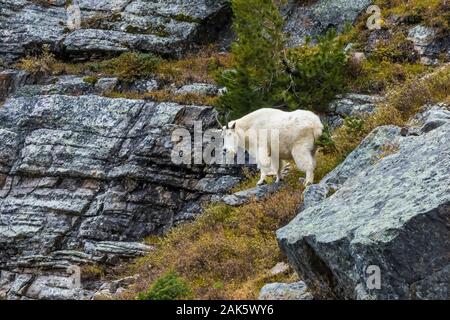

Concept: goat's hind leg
[[291, 144, 315, 186]]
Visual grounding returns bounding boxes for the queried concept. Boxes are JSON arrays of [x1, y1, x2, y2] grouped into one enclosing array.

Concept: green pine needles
[[217, 0, 286, 119], [217, 0, 348, 118], [283, 30, 348, 112], [137, 272, 193, 300]]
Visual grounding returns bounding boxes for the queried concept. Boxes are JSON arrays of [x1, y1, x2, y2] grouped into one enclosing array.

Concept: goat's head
[[222, 121, 237, 156]]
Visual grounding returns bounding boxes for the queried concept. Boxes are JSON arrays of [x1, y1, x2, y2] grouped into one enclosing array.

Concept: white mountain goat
[[221, 108, 323, 186]]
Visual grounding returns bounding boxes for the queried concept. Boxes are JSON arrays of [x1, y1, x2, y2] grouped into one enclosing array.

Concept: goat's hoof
[[299, 178, 312, 187]]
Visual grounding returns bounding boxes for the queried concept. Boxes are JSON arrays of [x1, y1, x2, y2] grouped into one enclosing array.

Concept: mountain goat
[[222, 108, 323, 186]]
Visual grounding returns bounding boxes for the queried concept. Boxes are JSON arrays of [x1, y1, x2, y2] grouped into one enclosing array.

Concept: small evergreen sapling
[[217, 0, 286, 119]]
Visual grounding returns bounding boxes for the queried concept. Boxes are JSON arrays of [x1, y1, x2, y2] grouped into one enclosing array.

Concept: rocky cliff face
[[0, 0, 231, 64], [0, 92, 245, 299], [282, 0, 371, 47], [277, 104, 450, 299], [0, 0, 375, 65]]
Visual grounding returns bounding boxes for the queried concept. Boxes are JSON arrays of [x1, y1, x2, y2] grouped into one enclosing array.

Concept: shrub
[[216, 0, 286, 118], [16, 44, 57, 76], [156, 45, 233, 85], [137, 272, 192, 300], [122, 188, 302, 300], [282, 29, 348, 112], [343, 116, 364, 135], [371, 32, 419, 64], [387, 64, 450, 118], [315, 124, 336, 154], [83, 75, 98, 85], [94, 52, 161, 84], [348, 60, 429, 93]]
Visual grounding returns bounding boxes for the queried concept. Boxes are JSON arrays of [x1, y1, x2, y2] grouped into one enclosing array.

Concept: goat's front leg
[[256, 147, 272, 186]]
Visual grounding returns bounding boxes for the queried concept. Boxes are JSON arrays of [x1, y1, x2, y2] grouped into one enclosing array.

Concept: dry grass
[[16, 44, 58, 76], [102, 89, 218, 106], [120, 183, 303, 300], [376, 0, 450, 32], [156, 45, 234, 85], [16, 45, 232, 98], [145, 90, 218, 106], [348, 57, 430, 94], [387, 64, 450, 118]]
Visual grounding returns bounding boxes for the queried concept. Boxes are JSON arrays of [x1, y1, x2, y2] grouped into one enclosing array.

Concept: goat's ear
[[230, 122, 236, 130]]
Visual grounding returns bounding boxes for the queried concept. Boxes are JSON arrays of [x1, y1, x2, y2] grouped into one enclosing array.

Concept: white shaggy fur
[[223, 108, 323, 186]]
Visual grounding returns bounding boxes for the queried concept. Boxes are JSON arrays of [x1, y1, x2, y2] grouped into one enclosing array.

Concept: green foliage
[[138, 272, 192, 300], [218, 4, 348, 117], [16, 49, 162, 83], [315, 123, 336, 153], [282, 30, 348, 112], [348, 59, 429, 94], [93, 52, 161, 84], [83, 75, 98, 85], [217, 0, 286, 119], [343, 116, 364, 135], [171, 13, 202, 24], [374, 0, 449, 33], [371, 32, 418, 64], [16, 44, 57, 76]]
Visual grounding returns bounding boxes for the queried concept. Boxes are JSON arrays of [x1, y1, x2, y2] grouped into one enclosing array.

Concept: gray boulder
[[118, 79, 159, 93], [277, 104, 450, 299], [92, 275, 138, 300], [323, 93, 383, 131], [222, 183, 282, 207], [12, 75, 118, 97], [282, 0, 371, 47], [407, 25, 450, 65], [175, 83, 220, 96], [259, 281, 313, 300], [0, 69, 40, 101]]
